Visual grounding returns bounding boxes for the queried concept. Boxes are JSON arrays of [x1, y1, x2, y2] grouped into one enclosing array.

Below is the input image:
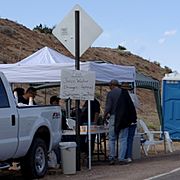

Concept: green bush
[[33, 24, 53, 34]]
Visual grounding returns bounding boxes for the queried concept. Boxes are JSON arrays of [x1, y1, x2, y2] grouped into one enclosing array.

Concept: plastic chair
[[66, 118, 76, 130], [137, 119, 174, 155]]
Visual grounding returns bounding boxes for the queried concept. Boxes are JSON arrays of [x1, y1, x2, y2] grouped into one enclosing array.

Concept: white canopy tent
[[0, 47, 136, 83], [0, 46, 136, 169]]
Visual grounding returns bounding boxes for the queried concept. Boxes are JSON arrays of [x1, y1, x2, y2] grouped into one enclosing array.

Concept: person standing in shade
[[114, 86, 137, 165], [121, 83, 139, 163], [104, 79, 128, 165], [80, 98, 100, 155]]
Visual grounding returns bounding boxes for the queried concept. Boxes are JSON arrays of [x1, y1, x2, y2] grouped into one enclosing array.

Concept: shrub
[[33, 24, 53, 34], [117, 45, 126, 51], [164, 66, 172, 73]]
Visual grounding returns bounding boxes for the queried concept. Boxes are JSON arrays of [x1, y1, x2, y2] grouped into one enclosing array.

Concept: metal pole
[[75, 12, 80, 70], [88, 100, 91, 169], [75, 10, 81, 171]]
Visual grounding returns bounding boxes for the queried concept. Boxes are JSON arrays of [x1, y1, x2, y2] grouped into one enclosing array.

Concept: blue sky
[[1, 0, 180, 72]]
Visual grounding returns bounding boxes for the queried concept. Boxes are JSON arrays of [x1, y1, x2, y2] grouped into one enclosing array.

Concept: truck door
[[0, 78, 18, 160]]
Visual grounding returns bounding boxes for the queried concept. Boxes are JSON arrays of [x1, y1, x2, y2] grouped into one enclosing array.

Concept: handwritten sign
[[60, 69, 96, 100]]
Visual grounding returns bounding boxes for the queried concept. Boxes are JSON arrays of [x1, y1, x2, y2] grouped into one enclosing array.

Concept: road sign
[[52, 4, 103, 57]]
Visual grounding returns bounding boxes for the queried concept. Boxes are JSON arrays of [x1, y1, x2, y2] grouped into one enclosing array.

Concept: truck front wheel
[[21, 138, 48, 179]]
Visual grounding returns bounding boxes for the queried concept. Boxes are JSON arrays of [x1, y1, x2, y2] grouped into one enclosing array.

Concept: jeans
[[126, 123, 137, 159], [108, 115, 128, 161]]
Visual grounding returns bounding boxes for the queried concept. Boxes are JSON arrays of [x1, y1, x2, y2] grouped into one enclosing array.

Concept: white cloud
[[164, 30, 177, 37], [158, 29, 177, 44]]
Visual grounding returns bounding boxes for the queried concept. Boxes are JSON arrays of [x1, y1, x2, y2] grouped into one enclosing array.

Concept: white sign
[[60, 69, 96, 100], [52, 4, 103, 57]]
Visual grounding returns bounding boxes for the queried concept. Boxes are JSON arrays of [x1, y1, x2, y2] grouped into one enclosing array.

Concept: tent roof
[[135, 72, 162, 126], [136, 72, 160, 90], [16, 46, 74, 65], [163, 72, 180, 81]]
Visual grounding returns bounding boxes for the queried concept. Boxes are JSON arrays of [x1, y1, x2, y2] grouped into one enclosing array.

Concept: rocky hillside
[[0, 18, 171, 129]]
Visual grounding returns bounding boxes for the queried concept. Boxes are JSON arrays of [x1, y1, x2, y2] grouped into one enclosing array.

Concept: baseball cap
[[109, 79, 119, 86]]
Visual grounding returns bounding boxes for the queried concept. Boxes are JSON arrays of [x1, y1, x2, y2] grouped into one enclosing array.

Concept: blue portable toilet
[[162, 72, 180, 140]]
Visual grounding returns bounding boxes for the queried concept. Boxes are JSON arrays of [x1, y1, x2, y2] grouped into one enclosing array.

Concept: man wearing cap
[[104, 79, 129, 165]]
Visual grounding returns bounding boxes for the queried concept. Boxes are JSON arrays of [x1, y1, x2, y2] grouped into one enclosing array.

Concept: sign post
[[74, 10, 81, 170], [53, 4, 102, 170]]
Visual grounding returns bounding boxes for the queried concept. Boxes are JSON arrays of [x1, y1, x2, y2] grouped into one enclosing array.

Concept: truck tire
[[20, 138, 48, 179]]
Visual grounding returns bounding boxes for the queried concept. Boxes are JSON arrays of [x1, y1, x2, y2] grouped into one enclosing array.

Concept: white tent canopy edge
[[0, 62, 135, 83]]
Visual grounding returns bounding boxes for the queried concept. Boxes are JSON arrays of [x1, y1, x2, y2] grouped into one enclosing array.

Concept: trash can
[[59, 142, 77, 174]]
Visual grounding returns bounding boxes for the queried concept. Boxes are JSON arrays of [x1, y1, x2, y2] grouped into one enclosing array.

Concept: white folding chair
[[163, 131, 175, 152], [138, 119, 174, 155], [66, 118, 76, 130]]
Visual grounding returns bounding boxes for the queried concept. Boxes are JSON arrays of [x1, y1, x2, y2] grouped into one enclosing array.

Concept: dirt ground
[[1, 142, 180, 180]]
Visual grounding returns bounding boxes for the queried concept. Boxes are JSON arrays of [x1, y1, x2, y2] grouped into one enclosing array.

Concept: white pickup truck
[[0, 72, 62, 179]]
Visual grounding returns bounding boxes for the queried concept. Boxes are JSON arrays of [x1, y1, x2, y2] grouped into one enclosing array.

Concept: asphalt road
[[1, 149, 180, 180]]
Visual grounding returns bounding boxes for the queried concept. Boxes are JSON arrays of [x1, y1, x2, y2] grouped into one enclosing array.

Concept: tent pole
[[154, 89, 166, 153]]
